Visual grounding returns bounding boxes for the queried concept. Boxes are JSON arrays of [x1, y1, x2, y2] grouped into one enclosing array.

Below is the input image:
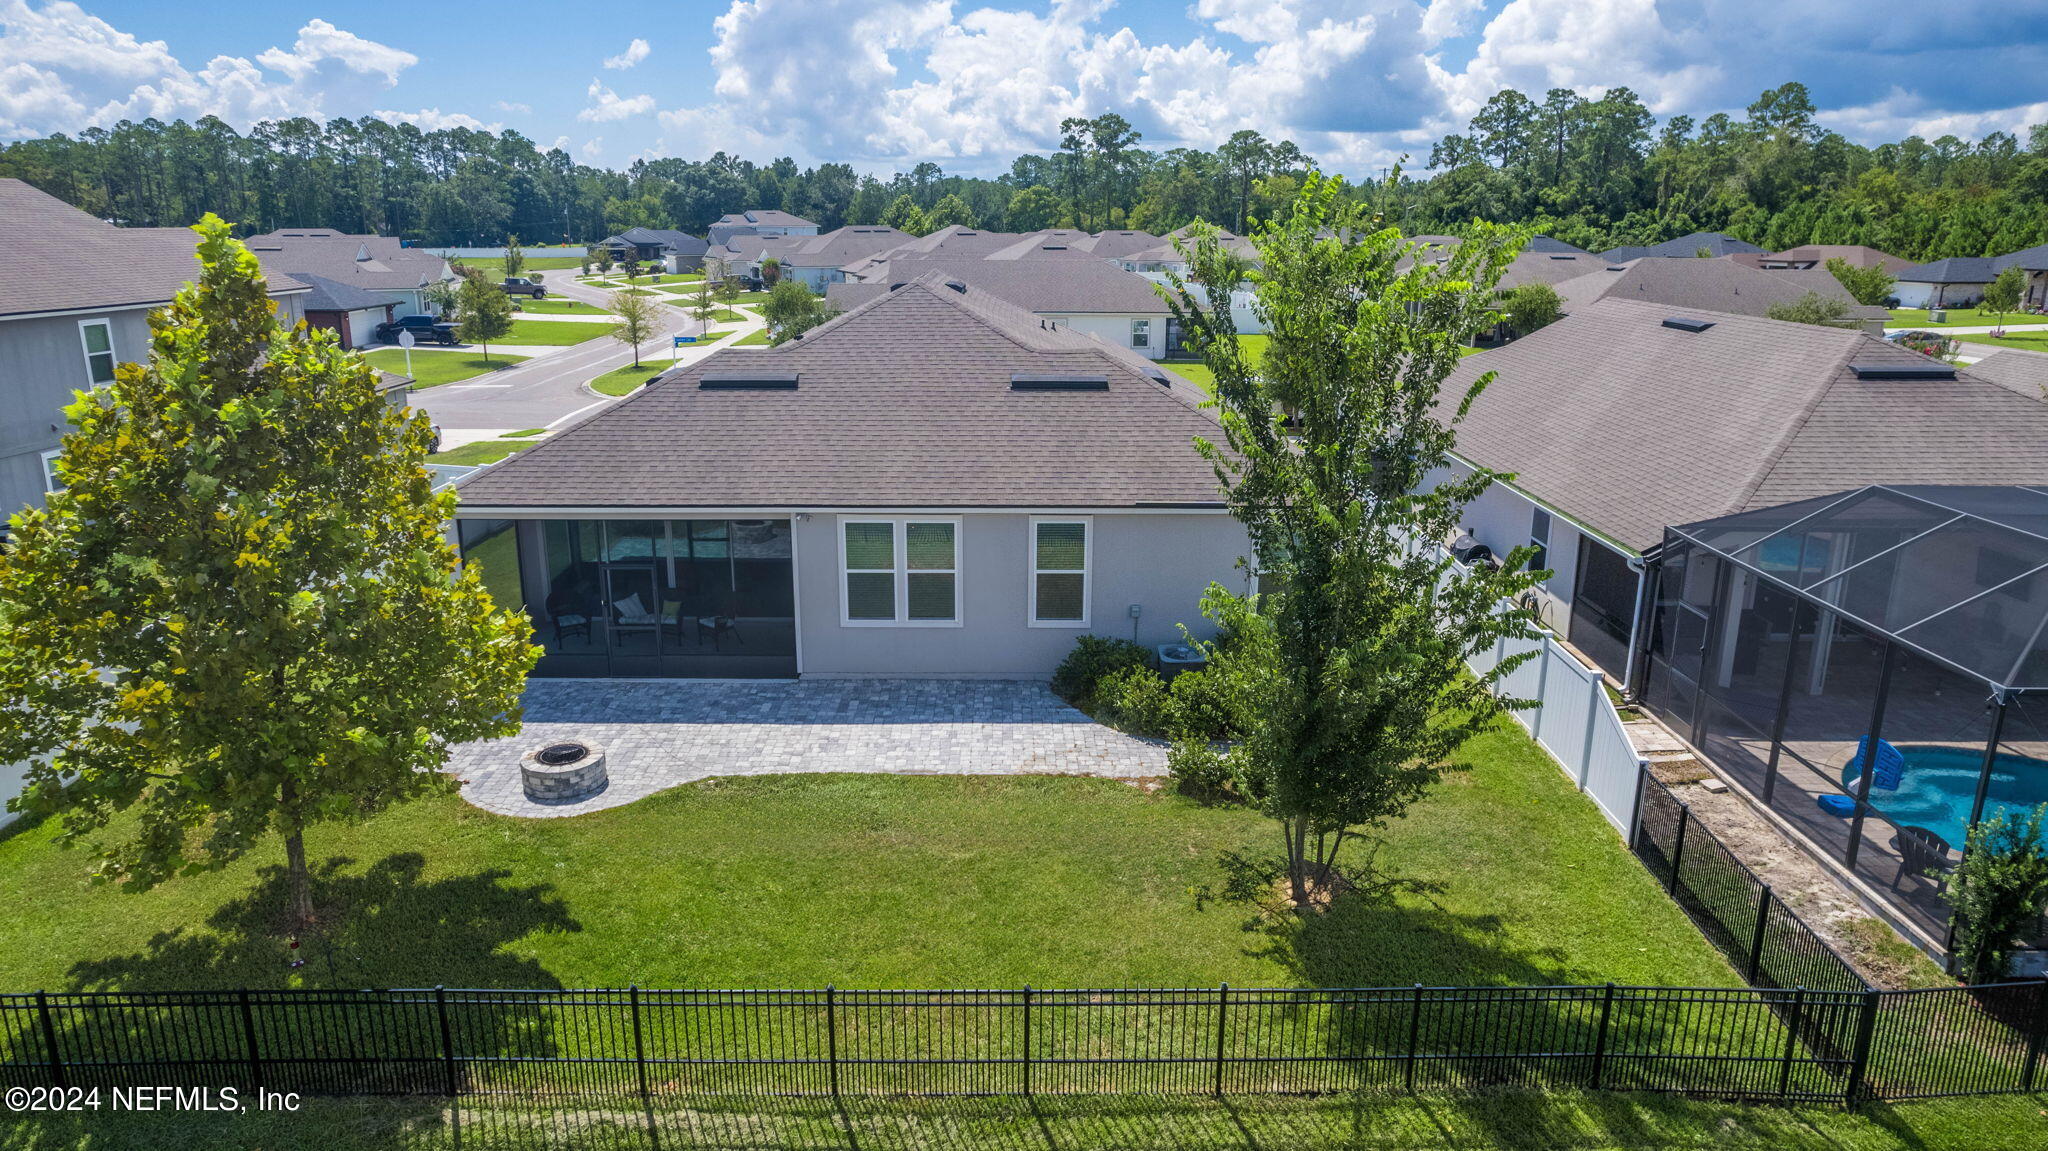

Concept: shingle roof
[[748, 226, 913, 268], [1896, 256, 1998, 284], [456, 272, 1224, 511], [1993, 242, 2048, 272], [1121, 227, 1259, 265], [1526, 235, 1592, 256], [242, 228, 451, 293], [1760, 244, 1913, 274], [295, 273, 392, 313], [0, 179, 306, 317], [1496, 250, 1611, 289], [1967, 349, 2048, 402], [606, 227, 709, 255], [1441, 298, 2048, 551], [715, 209, 816, 228], [1597, 232, 1765, 261], [1553, 257, 1884, 324], [828, 257, 1170, 314]]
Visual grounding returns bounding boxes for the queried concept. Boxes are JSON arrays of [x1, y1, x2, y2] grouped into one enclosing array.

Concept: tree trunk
[[1287, 817, 1310, 909], [279, 778, 316, 929]]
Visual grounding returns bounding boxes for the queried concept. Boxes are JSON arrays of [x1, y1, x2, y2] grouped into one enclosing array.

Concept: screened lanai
[[1640, 485, 2048, 951]]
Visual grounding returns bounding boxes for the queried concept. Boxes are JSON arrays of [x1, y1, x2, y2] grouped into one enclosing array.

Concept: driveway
[[446, 679, 1169, 818]]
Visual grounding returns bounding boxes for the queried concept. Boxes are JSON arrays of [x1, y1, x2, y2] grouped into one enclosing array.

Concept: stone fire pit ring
[[520, 739, 609, 803]]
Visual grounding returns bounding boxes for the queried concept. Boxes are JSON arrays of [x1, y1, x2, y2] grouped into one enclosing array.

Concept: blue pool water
[[1840, 745, 2048, 847]]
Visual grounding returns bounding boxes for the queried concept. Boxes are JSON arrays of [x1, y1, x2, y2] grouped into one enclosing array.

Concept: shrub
[[1166, 667, 1238, 740], [1051, 635, 1153, 709], [1168, 737, 1237, 795], [1097, 665, 1175, 737], [1951, 805, 2048, 983]]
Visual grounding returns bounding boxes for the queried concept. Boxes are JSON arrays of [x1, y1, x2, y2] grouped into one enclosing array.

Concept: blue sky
[[4, 0, 2046, 176]]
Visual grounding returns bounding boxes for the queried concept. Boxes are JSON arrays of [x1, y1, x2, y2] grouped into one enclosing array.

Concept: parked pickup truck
[[374, 314, 459, 345], [501, 277, 548, 298]]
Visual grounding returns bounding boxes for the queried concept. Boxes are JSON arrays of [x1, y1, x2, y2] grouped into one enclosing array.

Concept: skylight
[[700, 371, 798, 390], [1011, 374, 1108, 391]]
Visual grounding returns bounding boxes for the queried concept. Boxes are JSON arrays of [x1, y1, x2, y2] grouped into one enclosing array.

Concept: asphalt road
[[409, 274, 762, 434]]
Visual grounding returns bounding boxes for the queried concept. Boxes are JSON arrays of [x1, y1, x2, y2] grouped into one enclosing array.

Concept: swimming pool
[[1840, 744, 2048, 847]]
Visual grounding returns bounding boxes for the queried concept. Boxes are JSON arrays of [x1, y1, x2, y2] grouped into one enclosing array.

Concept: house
[[712, 226, 913, 292], [827, 258, 1172, 359], [448, 271, 1247, 679], [707, 209, 819, 247], [1889, 256, 1997, 309], [1431, 298, 2048, 684], [1553, 257, 1888, 334], [1748, 244, 1912, 275], [1598, 232, 1764, 261], [1525, 235, 1593, 256], [981, 229, 1162, 261], [242, 228, 455, 317], [1119, 227, 1265, 333], [297, 273, 396, 348], [597, 227, 709, 272], [1966, 348, 2048, 401], [1989, 242, 2048, 311], [0, 179, 310, 526]]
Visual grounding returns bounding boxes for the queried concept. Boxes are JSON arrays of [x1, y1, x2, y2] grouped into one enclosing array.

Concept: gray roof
[[829, 257, 1170, 315], [1497, 250, 1612, 289], [1966, 349, 2048, 402], [455, 271, 1223, 511], [1895, 256, 1998, 284], [1441, 298, 2048, 551], [1122, 226, 1260, 266], [1526, 235, 1592, 256], [1554, 257, 1884, 324], [1598, 232, 1765, 261], [0, 178, 306, 317], [714, 209, 816, 228], [996, 229, 1163, 260], [296, 273, 392, 313], [604, 227, 708, 255], [242, 228, 452, 293], [1994, 242, 2048, 273], [1757, 244, 1912, 274], [746, 226, 913, 269]]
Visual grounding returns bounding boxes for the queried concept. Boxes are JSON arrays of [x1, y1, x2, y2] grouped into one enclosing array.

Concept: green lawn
[[0, 723, 1731, 992], [732, 328, 773, 346], [1162, 334, 1271, 391], [361, 348, 529, 388], [661, 305, 749, 323], [456, 254, 587, 275], [588, 361, 669, 396], [425, 439, 536, 466], [1888, 306, 2048, 329], [514, 298, 609, 316], [496, 319, 610, 346], [1954, 331, 2048, 353]]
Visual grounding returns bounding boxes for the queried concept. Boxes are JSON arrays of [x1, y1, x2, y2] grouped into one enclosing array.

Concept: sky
[[4, 0, 2047, 176]]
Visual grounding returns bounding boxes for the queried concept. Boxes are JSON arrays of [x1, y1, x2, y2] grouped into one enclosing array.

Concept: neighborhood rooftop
[[1552, 256, 1884, 325], [242, 228, 450, 291], [830, 257, 1170, 314]]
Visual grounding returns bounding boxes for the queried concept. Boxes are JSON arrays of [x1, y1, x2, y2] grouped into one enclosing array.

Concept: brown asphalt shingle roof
[[1967, 349, 2048, 402], [1443, 298, 2048, 551], [242, 228, 451, 293], [829, 257, 1170, 314], [456, 272, 1223, 511], [1554, 257, 1885, 325]]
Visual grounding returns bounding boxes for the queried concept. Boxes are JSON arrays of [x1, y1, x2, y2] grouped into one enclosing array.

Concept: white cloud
[[1820, 87, 2048, 142], [0, 2, 417, 137], [578, 78, 655, 122], [579, 137, 604, 161], [373, 107, 498, 131], [602, 38, 651, 70], [496, 99, 532, 114], [1419, 0, 1488, 45], [549, 134, 571, 152]]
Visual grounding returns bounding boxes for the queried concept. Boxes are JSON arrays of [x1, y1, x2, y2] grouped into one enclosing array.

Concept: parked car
[[1886, 329, 1957, 360], [502, 277, 548, 298], [375, 315, 458, 345]]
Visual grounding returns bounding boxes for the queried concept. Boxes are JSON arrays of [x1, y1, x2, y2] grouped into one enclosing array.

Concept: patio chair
[[1892, 825, 1955, 893], [613, 593, 660, 635]]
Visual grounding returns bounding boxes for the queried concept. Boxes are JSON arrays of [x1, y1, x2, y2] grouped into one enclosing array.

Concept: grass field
[[425, 439, 536, 466], [588, 361, 670, 396], [454, 255, 587, 275], [514, 299, 610, 316], [732, 328, 773, 346], [1162, 334, 1270, 390], [1954, 331, 2048, 353], [496, 319, 610, 346], [1889, 306, 2048, 329], [362, 348, 529, 388]]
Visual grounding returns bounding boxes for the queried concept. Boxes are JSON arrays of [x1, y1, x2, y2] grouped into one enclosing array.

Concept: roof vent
[[888, 282, 908, 291], [1849, 363, 1957, 380], [1011, 373, 1109, 391], [1606, 265, 1629, 272], [945, 279, 968, 293], [1041, 244, 1067, 251], [700, 371, 799, 390], [1549, 254, 1578, 260], [1662, 317, 1715, 333]]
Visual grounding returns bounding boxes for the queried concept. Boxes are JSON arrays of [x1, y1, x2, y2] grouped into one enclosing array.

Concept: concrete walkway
[[447, 679, 1169, 818]]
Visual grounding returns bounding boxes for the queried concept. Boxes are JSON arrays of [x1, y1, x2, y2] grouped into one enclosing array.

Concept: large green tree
[[455, 273, 516, 360], [1825, 256, 1896, 306], [1162, 182, 1543, 908], [0, 218, 536, 927], [760, 280, 836, 344]]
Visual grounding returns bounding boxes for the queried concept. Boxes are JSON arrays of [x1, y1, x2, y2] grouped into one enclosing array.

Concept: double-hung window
[[78, 319, 116, 386], [1528, 507, 1552, 576], [39, 449, 63, 493], [1130, 318, 1151, 349], [841, 518, 960, 625], [1029, 517, 1090, 626]]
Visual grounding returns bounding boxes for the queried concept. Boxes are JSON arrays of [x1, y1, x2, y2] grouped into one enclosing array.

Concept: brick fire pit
[[520, 739, 608, 802]]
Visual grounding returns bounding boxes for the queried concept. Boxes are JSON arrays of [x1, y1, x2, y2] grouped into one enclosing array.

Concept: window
[[39, 449, 62, 493], [78, 319, 115, 386], [840, 518, 960, 625], [1030, 517, 1090, 626], [1529, 507, 1552, 575], [1130, 318, 1152, 349]]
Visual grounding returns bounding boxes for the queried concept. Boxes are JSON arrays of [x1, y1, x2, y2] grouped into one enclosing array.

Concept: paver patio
[[447, 678, 1168, 817]]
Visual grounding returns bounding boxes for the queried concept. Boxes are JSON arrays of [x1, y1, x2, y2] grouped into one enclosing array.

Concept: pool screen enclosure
[[1639, 485, 2048, 952]]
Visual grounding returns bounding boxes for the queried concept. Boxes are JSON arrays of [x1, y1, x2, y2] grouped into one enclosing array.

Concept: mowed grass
[[1889, 306, 2048, 329], [732, 328, 773, 346], [425, 439, 536, 466], [0, 722, 1731, 993], [588, 360, 669, 396], [361, 348, 529, 388], [455, 255, 587, 274], [1163, 333, 1270, 390], [496, 319, 610, 346], [1954, 330, 2048, 353], [515, 298, 610, 316]]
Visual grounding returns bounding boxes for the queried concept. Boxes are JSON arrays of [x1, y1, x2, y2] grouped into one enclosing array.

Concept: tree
[[1500, 281, 1563, 335], [921, 193, 976, 232], [1765, 291, 1859, 328], [1984, 266, 2026, 331], [455, 273, 516, 360], [881, 193, 925, 235], [502, 234, 525, 280], [1160, 182, 1542, 908], [595, 249, 614, 281], [687, 277, 717, 332], [1825, 256, 1896, 306], [423, 277, 459, 318], [0, 217, 534, 928], [760, 257, 782, 286], [1950, 806, 2048, 983], [1005, 185, 1063, 231], [608, 287, 661, 366], [760, 279, 835, 344]]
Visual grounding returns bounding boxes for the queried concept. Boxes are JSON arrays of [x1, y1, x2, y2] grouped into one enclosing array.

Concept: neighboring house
[[242, 228, 455, 316], [1889, 256, 1997, 309], [827, 258, 1172, 359], [707, 209, 820, 247], [1525, 235, 1593, 256], [1431, 298, 2048, 684], [1749, 244, 1912, 275], [1990, 242, 2048, 311], [597, 227, 709, 272], [717, 226, 913, 292], [1119, 226, 1265, 333], [981, 229, 1162, 261], [0, 179, 310, 527], [1553, 257, 1888, 334], [839, 225, 1027, 279], [297, 273, 395, 348], [449, 271, 1247, 679], [1598, 232, 1765, 261], [1967, 348, 2048, 402]]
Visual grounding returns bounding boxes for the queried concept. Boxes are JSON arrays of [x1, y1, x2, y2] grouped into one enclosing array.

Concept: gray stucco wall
[[793, 511, 1252, 677]]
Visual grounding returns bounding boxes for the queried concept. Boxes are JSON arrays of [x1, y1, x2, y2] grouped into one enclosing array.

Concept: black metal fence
[[2, 979, 2044, 1106]]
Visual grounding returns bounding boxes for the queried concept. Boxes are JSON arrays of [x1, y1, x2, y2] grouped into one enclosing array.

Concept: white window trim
[[77, 318, 115, 388], [39, 448, 62, 493], [1129, 317, 1152, 348], [1027, 515, 1092, 628], [837, 516, 964, 628]]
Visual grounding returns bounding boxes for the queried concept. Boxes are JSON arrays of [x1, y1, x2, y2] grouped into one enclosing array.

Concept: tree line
[[3, 82, 2044, 260]]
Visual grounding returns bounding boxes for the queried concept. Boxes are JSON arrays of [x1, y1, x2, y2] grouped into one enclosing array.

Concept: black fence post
[[1667, 805, 1690, 895], [1776, 987, 1805, 1100], [1021, 986, 1033, 1097], [630, 986, 649, 1100], [34, 990, 63, 1089], [825, 985, 840, 1098], [1589, 983, 1616, 1091], [2021, 979, 2048, 1092], [1747, 886, 1775, 985], [1405, 985, 1423, 1093], [434, 986, 457, 1097], [1843, 987, 1882, 1109], [238, 988, 262, 1092], [1212, 984, 1229, 1097]]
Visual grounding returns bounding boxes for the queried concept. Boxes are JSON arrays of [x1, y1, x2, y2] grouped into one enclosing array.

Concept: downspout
[[1622, 542, 1662, 700]]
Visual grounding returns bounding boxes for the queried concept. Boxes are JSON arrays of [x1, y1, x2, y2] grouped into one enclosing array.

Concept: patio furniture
[[1893, 825, 1955, 893], [613, 593, 660, 637], [1816, 793, 1856, 818]]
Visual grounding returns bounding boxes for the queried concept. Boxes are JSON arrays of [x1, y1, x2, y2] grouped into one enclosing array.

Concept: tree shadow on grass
[[66, 851, 581, 992]]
